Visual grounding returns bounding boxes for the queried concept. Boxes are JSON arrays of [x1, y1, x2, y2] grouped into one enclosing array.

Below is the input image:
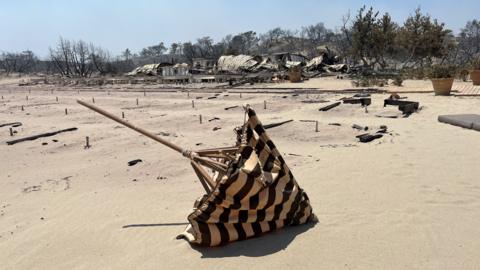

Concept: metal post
[[315, 121, 319, 132], [199, 114, 202, 124]]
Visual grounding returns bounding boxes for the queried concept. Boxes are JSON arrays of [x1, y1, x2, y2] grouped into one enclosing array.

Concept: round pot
[[431, 78, 454, 96], [288, 70, 302, 83], [470, 70, 480, 85]]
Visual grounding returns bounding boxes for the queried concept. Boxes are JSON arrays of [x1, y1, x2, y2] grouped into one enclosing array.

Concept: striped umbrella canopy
[[76, 100, 314, 247], [178, 107, 314, 246]]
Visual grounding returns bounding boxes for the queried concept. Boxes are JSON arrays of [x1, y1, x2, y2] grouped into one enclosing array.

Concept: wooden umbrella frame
[[77, 100, 241, 193]]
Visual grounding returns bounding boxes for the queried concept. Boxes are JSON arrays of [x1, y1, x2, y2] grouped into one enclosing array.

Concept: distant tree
[[456, 19, 480, 65], [182, 42, 197, 63], [258, 27, 288, 53], [49, 37, 75, 77], [49, 37, 113, 77], [195, 37, 214, 58], [349, 6, 381, 67], [140, 42, 167, 57], [226, 31, 258, 55], [71, 40, 91, 77], [330, 11, 353, 59], [396, 8, 455, 67], [90, 44, 113, 75], [301, 23, 334, 44], [169, 43, 183, 55], [0, 50, 38, 75], [373, 13, 399, 68], [122, 48, 132, 61]]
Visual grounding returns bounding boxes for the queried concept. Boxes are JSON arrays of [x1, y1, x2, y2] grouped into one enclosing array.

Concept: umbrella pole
[[77, 99, 236, 193]]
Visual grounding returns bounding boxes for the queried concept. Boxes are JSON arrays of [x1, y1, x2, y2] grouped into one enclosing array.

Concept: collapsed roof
[[216, 55, 263, 73], [127, 63, 189, 76], [217, 50, 346, 74], [127, 64, 161, 76]]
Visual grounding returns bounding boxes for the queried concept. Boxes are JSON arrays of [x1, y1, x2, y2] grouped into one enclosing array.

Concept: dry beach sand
[[1, 77, 480, 269]]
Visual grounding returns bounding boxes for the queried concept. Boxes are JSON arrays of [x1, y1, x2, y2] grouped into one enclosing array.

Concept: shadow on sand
[[191, 221, 317, 258]]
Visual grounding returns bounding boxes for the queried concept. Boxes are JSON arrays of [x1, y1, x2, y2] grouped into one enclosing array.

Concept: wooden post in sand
[[192, 100, 195, 108], [92, 97, 95, 103], [122, 112, 125, 119], [136, 98, 139, 106], [56, 97, 58, 102], [315, 121, 319, 132], [85, 136, 90, 149], [199, 114, 202, 124], [9, 128, 13, 136], [264, 100, 267, 110], [21, 105, 24, 111], [65, 108, 68, 115]]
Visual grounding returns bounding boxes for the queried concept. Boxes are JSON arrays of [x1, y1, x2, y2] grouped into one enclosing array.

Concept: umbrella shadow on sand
[[191, 221, 317, 258], [122, 222, 189, 228]]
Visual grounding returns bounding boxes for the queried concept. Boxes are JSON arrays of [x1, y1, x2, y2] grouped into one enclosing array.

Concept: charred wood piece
[[264, 119, 293, 130], [343, 97, 371, 106], [383, 99, 419, 115], [319, 102, 341, 111], [6, 128, 78, 145]]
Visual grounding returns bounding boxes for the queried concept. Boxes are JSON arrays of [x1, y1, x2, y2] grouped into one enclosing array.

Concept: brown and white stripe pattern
[[178, 108, 313, 246]]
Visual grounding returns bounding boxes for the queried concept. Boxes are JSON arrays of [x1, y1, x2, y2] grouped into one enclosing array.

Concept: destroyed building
[[126, 47, 347, 84]]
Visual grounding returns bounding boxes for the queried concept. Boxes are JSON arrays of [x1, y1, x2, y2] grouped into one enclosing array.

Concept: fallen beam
[[0, 122, 22, 128], [319, 102, 341, 111], [224, 105, 239, 110], [343, 97, 371, 106], [356, 133, 383, 143], [6, 128, 78, 145], [264, 119, 293, 130]]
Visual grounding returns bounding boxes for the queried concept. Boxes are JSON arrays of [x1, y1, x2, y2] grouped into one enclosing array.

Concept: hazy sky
[[1, 0, 479, 58]]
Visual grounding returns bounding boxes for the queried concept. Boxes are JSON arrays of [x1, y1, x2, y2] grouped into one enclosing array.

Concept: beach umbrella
[[77, 100, 314, 246]]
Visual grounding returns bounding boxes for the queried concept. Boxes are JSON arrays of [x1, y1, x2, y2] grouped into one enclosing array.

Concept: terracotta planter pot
[[470, 70, 480, 85], [288, 70, 302, 83], [431, 78, 454, 96]]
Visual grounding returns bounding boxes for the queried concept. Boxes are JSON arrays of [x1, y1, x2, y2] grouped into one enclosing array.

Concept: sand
[[1, 77, 480, 270]]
